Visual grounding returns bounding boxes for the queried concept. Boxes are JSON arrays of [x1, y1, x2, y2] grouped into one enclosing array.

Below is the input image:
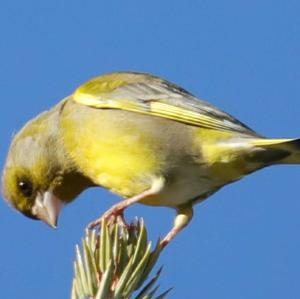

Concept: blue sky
[[1, 1, 300, 298]]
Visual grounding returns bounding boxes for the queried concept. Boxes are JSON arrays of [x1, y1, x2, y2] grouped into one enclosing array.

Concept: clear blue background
[[1, 1, 300, 298]]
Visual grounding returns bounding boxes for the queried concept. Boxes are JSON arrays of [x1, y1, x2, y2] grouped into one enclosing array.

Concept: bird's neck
[[45, 100, 95, 203]]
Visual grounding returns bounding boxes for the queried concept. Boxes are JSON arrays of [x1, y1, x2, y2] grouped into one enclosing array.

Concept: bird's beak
[[32, 191, 63, 228]]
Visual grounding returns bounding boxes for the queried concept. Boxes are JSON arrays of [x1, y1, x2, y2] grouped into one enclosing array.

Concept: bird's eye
[[18, 180, 33, 197]]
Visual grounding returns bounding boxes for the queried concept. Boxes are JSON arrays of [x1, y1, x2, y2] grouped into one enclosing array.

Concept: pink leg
[[160, 204, 193, 248], [88, 177, 165, 229]]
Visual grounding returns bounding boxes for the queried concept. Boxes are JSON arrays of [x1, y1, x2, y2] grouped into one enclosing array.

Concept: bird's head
[[1, 109, 93, 228]]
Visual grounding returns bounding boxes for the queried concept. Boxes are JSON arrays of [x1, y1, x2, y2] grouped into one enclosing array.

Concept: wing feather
[[72, 72, 259, 136]]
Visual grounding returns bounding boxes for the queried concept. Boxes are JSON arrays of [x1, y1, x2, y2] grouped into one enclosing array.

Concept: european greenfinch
[[2, 72, 300, 246]]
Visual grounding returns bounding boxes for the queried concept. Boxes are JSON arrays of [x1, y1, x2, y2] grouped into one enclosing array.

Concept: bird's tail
[[250, 138, 300, 165]]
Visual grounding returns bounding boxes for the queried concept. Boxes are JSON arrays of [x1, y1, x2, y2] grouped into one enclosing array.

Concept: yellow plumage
[[2, 71, 300, 246]]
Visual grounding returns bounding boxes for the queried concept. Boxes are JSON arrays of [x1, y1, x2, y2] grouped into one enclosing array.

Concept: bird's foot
[[159, 226, 180, 249], [87, 182, 165, 231], [159, 204, 194, 249], [87, 206, 127, 230]]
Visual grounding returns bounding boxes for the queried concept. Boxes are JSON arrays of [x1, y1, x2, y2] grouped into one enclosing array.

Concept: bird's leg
[[88, 177, 165, 229], [160, 204, 193, 248]]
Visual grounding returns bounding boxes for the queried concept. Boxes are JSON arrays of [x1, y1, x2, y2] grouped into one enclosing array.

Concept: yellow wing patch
[[75, 78, 125, 98], [74, 93, 235, 131], [73, 73, 251, 133], [74, 72, 149, 97]]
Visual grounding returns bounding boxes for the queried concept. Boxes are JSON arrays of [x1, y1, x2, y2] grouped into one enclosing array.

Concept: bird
[[2, 71, 300, 247]]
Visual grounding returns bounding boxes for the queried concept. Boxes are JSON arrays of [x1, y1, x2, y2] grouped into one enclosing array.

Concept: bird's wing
[[72, 72, 258, 135]]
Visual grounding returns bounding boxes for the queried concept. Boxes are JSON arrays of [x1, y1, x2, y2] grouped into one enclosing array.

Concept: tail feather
[[250, 138, 300, 164]]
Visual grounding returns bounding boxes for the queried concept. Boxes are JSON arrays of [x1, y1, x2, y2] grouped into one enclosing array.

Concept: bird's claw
[[87, 208, 128, 230]]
